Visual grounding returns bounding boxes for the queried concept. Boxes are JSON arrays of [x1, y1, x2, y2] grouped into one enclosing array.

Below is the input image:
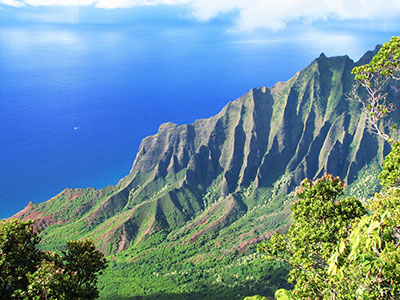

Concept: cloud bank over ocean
[[1, 0, 400, 31]]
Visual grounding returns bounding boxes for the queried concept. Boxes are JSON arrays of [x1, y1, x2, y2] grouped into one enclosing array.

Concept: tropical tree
[[62, 239, 108, 299], [0, 219, 107, 299], [0, 219, 42, 299], [327, 142, 400, 299], [250, 36, 400, 300], [258, 174, 366, 299], [349, 36, 400, 142], [326, 35, 400, 300]]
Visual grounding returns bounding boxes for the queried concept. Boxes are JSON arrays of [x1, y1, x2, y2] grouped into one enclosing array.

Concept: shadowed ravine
[[13, 48, 397, 299]]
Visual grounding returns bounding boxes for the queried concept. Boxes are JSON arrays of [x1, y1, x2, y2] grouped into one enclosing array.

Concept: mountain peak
[[356, 44, 381, 66], [14, 49, 387, 258]]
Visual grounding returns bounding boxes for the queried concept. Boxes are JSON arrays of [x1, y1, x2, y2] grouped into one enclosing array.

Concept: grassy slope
[[13, 51, 393, 299], [98, 187, 293, 300]]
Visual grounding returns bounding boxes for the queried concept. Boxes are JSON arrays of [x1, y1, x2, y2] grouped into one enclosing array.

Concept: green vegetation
[[243, 296, 269, 300], [99, 231, 290, 300], [258, 36, 400, 300], [11, 39, 400, 299], [0, 219, 107, 299], [95, 187, 293, 300], [350, 36, 400, 142], [328, 167, 400, 298], [259, 144, 400, 299], [258, 174, 366, 298]]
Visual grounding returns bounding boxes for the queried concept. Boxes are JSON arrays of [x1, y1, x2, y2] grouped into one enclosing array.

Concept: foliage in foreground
[[0, 219, 107, 299], [254, 35, 400, 300], [349, 36, 400, 142], [327, 142, 400, 299], [258, 144, 400, 299], [258, 174, 366, 299]]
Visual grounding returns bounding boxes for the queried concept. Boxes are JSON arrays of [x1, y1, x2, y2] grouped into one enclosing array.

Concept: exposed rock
[[13, 51, 391, 255]]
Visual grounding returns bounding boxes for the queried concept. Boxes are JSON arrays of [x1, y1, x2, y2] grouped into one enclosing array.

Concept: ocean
[[0, 21, 395, 218]]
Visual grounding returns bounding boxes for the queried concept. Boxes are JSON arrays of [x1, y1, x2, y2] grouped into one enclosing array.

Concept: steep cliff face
[[15, 51, 390, 255], [127, 53, 386, 194]]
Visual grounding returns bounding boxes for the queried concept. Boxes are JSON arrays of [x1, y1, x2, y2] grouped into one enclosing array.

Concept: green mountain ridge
[[12, 48, 397, 299]]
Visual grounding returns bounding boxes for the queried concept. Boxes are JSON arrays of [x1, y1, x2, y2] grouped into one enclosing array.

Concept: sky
[[1, 0, 400, 33], [1, 0, 400, 219]]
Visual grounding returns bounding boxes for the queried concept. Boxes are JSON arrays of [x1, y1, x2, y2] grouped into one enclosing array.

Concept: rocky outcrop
[[14, 50, 393, 254]]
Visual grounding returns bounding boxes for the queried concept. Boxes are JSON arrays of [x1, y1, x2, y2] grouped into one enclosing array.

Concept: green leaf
[[339, 241, 346, 253], [327, 262, 337, 275]]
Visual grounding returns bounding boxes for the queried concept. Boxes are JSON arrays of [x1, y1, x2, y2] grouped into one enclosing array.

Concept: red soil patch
[[236, 224, 290, 254], [10, 201, 37, 220], [10, 201, 66, 232], [126, 250, 152, 263], [117, 229, 130, 253], [70, 193, 80, 201], [96, 190, 104, 198], [187, 253, 207, 264], [237, 231, 275, 254], [143, 219, 156, 236], [33, 215, 65, 231], [190, 195, 237, 242]]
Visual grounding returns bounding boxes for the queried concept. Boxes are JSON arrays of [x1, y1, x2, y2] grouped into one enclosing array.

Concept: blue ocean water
[[0, 21, 396, 218]]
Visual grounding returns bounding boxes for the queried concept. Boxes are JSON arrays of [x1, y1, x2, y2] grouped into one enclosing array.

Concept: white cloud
[[0, 0, 25, 7], [23, 0, 95, 6], [189, 0, 400, 31], [0, 0, 191, 8], [2, 0, 400, 31], [189, 0, 241, 21], [95, 0, 190, 9], [95, 0, 165, 9]]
